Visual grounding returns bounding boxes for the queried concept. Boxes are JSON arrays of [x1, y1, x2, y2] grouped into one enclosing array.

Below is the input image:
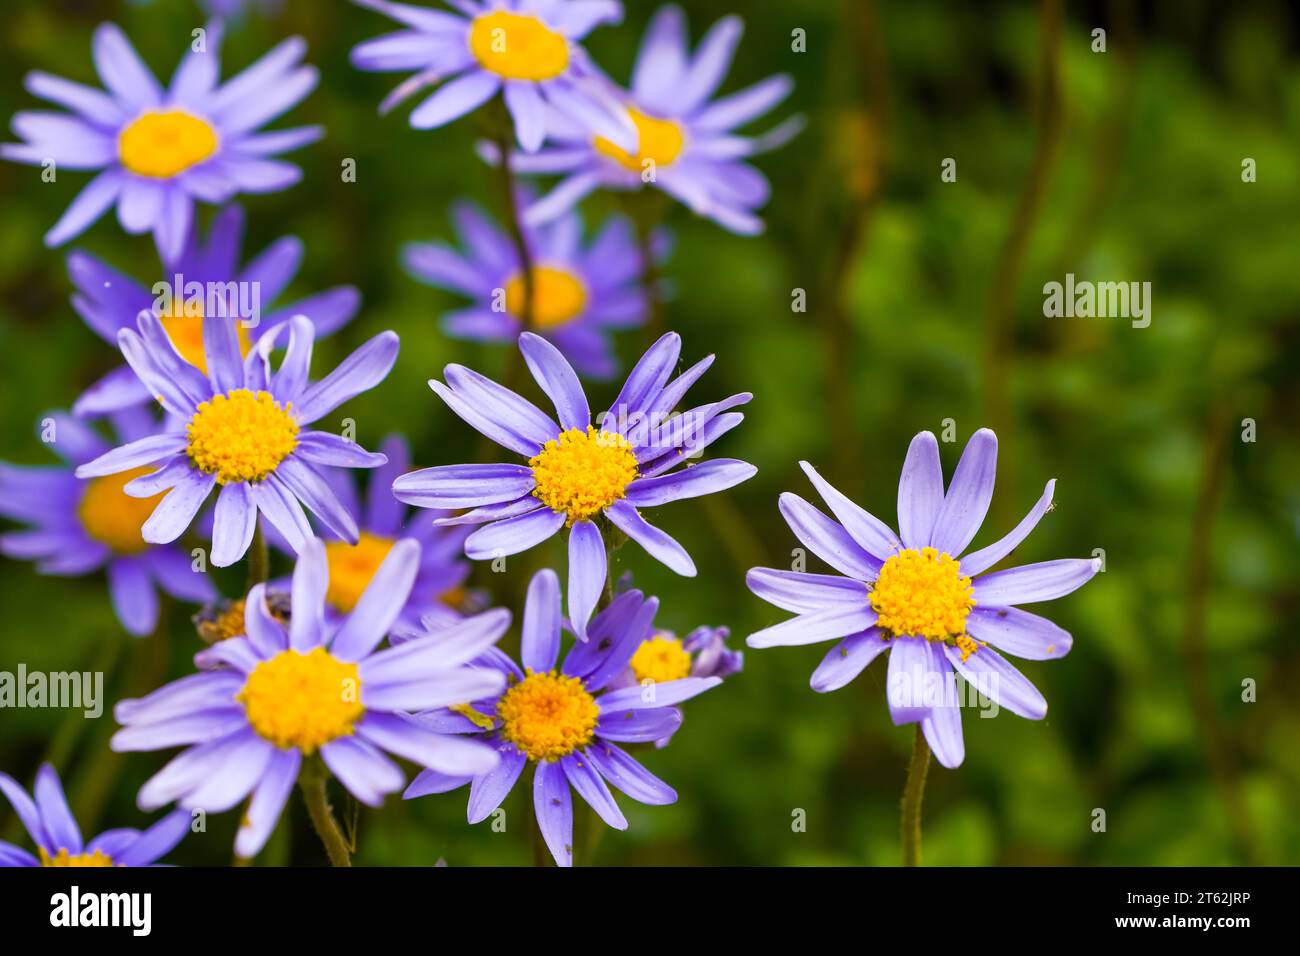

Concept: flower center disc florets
[[529, 426, 638, 524], [186, 389, 299, 485], [870, 547, 975, 641], [118, 110, 218, 178], [497, 670, 599, 761], [78, 465, 163, 555], [40, 848, 114, 867], [594, 107, 685, 172], [324, 533, 396, 612], [630, 635, 692, 684], [504, 266, 588, 328], [468, 11, 569, 81], [238, 648, 363, 753]]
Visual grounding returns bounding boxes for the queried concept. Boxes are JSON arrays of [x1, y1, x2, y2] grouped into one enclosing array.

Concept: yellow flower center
[[529, 426, 638, 524], [118, 109, 218, 179], [157, 306, 252, 374], [630, 635, 692, 684], [324, 533, 396, 613], [450, 702, 498, 731], [238, 647, 364, 753], [40, 848, 114, 867], [870, 547, 975, 641], [186, 389, 299, 485], [497, 670, 599, 761], [593, 107, 685, 172], [504, 266, 588, 329], [468, 11, 569, 81], [78, 465, 164, 555]]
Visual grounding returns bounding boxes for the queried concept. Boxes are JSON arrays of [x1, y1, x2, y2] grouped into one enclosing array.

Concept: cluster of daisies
[[0, 1, 1099, 871], [0, 1, 772, 867]]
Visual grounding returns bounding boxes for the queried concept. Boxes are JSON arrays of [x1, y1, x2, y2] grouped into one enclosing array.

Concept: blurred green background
[[1, 0, 1298, 866]]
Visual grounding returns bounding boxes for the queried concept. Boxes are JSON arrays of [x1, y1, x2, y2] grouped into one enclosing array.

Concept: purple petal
[[275, 457, 360, 543], [234, 748, 300, 859], [625, 459, 755, 507], [404, 768, 474, 799], [331, 538, 421, 661], [921, 697, 965, 769], [464, 507, 564, 560], [519, 332, 590, 431], [116, 808, 190, 866], [358, 712, 498, 776], [973, 558, 1101, 607], [320, 737, 404, 808], [567, 520, 605, 640], [211, 482, 257, 567], [521, 568, 562, 672], [561, 753, 626, 830], [959, 479, 1057, 577], [294, 331, 399, 425], [897, 431, 944, 550], [34, 765, 82, 854], [885, 637, 940, 726], [966, 606, 1072, 660], [595, 707, 681, 743], [141, 471, 217, 546], [746, 605, 877, 649], [466, 747, 527, 824], [533, 760, 573, 867], [45, 170, 124, 248], [74, 433, 188, 479], [584, 743, 676, 805], [392, 463, 535, 510], [943, 642, 1047, 720], [798, 461, 901, 561], [604, 499, 695, 576], [107, 556, 158, 636], [810, 627, 889, 692], [745, 567, 869, 614], [777, 493, 879, 581], [410, 70, 499, 129], [930, 429, 997, 557], [596, 676, 720, 713]]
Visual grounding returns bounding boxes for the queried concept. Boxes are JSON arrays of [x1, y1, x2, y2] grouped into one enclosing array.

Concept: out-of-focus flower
[[69, 205, 359, 417], [0, 408, 215, 636], [0, 764, 188, 867], [404, 568, 719, 866], [113, 538, 506, 858], [746, 429, 1100, 768], [1, 22, 321, 259], [392, 331, 754, 637], [350, 0, 634, 153], [75, 313, 398, 567], [513, 5, 802, 234], [403, 200, 668, 378]]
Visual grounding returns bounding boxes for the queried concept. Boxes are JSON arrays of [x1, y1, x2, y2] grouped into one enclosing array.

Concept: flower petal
[[897, 430, 944, 549], [810, 627, 889, 692], [973, 558, 1101, 607], [930, 429, 997, 557], [521, 568, 562, 672]]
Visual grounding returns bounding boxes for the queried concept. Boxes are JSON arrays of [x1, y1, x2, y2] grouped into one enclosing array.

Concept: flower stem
[[492, 97, 534, 331], [246, 520, 269, 590], [299, 757, 352, 867], [899, 725, 931, 867]]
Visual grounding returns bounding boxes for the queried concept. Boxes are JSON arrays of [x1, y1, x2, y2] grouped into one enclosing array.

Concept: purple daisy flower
[[0, 408, 215, 636], [515, 4, 802, 234], [112, 537, 507, 858], [74, 312, 399, 568], [403, 568, 719, 867], [270, 434, 479, 633], [392, 330, 755, 638], [745, 428, 1101, 769], [1, 21, 321, 259], [69, 204, 360, 417], [402, 200, 668, 379], [349, 0, 635, 152], [0, 764, 189, 867]]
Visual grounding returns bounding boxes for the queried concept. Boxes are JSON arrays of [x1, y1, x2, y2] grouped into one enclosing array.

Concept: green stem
[[246, 520, 269, 590], [899, 725, 931, 867], [299, 757, 352, 867], [492, 97, 534, 331]]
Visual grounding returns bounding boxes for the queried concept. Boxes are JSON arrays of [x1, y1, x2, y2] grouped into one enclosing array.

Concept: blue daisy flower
[[0, 408, 216, 636], [1, 21, 321, 259]]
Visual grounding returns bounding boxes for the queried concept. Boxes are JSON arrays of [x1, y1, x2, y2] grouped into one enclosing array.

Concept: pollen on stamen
[[869, 546, 975, 641], [529, 426, 638, 524], [496, 669, 599, 762], [238, 648, 364, 753], [185, 389, 299, 485]]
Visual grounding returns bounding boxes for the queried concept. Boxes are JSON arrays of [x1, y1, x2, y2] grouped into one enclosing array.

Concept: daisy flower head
[[1, 21, 322, 260], [392, 330, 756, 638], [0, 408, 216, 636], [349, 0, 636, 153], [69, 204, 360, 417], [73, 312, 399, 568], [0, 764, 189, 867], [745, 428, 1101, 769], [112, 537, 507, 858], [404, 568, 719, 867], [517, 4, 803, 235], [402, 200, 669, 378], [274, 433, 480, 633]]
